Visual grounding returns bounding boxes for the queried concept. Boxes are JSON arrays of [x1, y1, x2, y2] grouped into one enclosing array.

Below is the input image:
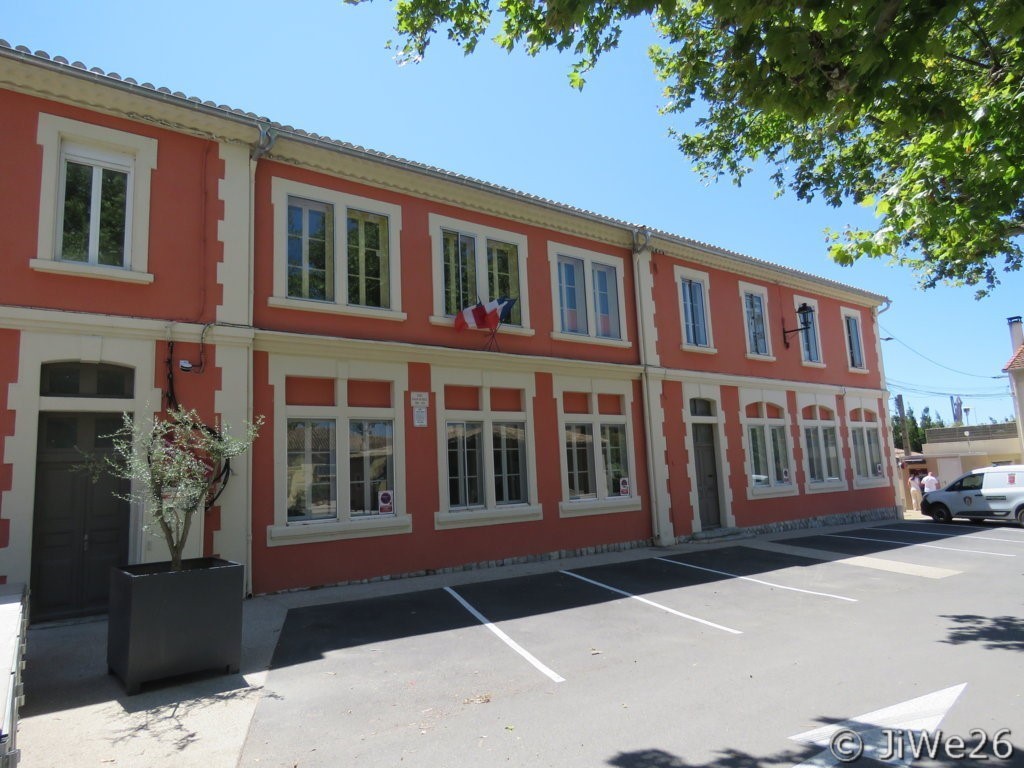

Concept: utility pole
[[895, 394, 913, 455]]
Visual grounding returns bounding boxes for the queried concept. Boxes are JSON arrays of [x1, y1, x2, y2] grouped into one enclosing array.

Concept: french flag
[[454, 297, 517, 331]]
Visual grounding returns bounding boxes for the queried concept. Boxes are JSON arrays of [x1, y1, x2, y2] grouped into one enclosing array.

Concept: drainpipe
[[632, 229, 674, 546], [873, 299, 902, 518], [243, 123, 276, 596]]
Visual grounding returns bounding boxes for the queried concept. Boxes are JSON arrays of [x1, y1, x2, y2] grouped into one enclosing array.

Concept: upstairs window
[[59, 144, 131, 268], [431, 215, 528, 328], [843, 310, 866, 369], [288, 197, 334, 302], [550, 243, 628, 345], [347, 210, 390, 309], [35, 114, 157, 282], [743, 289, 770, 356], [271, 179, 403, 318], [681, 277, 709, 347], [795, 297, 823, 364]]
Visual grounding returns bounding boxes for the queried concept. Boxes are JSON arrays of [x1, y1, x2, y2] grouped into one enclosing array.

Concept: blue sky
[[4, 0, 1019, 425]]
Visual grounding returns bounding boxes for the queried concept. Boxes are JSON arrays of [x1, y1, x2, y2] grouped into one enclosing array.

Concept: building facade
[[0, 43, 898, 619]]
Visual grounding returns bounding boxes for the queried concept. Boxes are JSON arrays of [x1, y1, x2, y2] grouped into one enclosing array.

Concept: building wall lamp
[[782, 303, 814, 348]]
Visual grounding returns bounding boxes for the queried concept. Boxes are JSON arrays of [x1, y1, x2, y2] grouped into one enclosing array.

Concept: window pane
[[565, 424, 595, 499], [61, 160, 92, 262], [98, 168, 127, 266], [770, 425, 790, 483], [601, 424, 628, 496], [593, 264, 620, 339], [448, 421, 483, 508], [866, 430, 883, 476], [852, 429, 868, 477], [823, 426, 840, 480], [347, 210, 390, 308], [805, 427, 823, 482], [745, 293, 767, 355], [682, 279, 708, 347], [287, 419, 337, 521], [487, 241, 521, 325], [846, 316, 864, 368], [286, 197, 334, 302], [802, 308, 821, 362], [749, 426, 769, 485], [443, 230, 476, 315], [493, 422, 527, 504], [558, 256, 587, 334], [349, 419, 393, 516]]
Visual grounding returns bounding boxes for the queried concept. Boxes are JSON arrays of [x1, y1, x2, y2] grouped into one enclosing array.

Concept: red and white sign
[[619, 477, 630, 496], [378, 490, 394, 515]]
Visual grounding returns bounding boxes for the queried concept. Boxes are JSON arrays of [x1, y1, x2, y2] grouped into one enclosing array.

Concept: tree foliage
[[97, 408, 263, 571], [361, 0, 1024, 295]]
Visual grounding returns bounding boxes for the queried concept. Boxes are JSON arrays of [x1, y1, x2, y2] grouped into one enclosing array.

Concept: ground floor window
[[805, 425, 841, 483], [349, 419, 394, 516], [565, 424, 596, 499], [852, 426, 883, 478], [748, 424, 791, 487], [287, 418, 337, 521], [447, 421, 484, 509], [565, 422, 630, 500], [493, 422, 527, 504]]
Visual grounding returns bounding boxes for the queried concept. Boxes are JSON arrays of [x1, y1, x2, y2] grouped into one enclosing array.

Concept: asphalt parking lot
[[237, 519, 1024, 768], [17, 518, 1024, 767]]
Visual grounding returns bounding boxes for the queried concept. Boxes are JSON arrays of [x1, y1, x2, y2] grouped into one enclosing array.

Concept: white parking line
[[909, 520, 1022, 532], [444, 587, 565, 683], [876, 527, 1024, 544], [654, 557, 857, 602], [559, 569, 743, 634], [823, 533, 1015, 557]]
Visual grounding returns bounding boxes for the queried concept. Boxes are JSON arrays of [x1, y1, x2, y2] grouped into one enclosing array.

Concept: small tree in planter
[[99, 406, 263, 693], [104, 406, 263, 570]]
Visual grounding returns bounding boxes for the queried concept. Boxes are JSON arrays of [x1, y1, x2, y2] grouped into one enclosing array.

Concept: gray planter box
[[107, 558, 243, 694]]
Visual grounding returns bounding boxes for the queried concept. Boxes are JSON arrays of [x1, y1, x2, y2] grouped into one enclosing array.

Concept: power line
[[879, 324, 1006, 379], [885, 378, 1010, 397]]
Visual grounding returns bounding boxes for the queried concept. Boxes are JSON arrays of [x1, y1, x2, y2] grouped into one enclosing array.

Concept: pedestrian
[[909, 473, 922, 512], [922, 470, 940, 493]]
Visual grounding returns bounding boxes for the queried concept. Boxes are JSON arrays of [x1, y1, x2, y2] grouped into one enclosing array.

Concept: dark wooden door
[[693, 423, 722, 529], [31, 413, 129, 621]]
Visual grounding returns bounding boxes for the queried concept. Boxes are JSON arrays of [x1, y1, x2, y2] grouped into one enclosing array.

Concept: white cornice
[[252, 328, 643, 380], [0, 45, 887, 308]]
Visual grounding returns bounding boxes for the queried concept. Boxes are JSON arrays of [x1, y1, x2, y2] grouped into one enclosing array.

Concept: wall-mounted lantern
[[782, 303, 814, 348]]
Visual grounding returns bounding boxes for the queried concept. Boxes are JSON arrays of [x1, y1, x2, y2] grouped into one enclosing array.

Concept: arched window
[[745, 401, 791, 488], [40, 362, 134, 398]]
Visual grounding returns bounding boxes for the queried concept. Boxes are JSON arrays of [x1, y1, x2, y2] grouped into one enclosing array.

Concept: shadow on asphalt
[[940, 613, 1024, 652]]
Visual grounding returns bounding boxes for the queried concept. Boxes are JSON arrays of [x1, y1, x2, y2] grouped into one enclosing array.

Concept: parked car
[[921, 465, 1024, 525]]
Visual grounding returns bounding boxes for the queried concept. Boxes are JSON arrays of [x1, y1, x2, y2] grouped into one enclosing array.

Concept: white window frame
[[794, 295, 825, 367], [266, 356, 410, 545], [428, 214, 533, 335], [269, 178, 405, 321], [739, 389, 796, 499], [847, 399, 889, 489], [796, 394, 849, 494], [34, 114, 157, 284], [433, 369, 541, 529], [675, 265, 716, 353], [548, 242, 631, 348], [738, 281, 774, 360], [841, 307, 868, 373], [554, 377, 640, 517]]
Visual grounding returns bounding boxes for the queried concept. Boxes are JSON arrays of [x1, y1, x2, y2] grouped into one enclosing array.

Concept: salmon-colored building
[[0, 43, 899, 619]]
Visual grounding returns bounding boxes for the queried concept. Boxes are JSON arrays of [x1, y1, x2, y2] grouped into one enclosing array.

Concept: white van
[[921, 465, 1024, 525]]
